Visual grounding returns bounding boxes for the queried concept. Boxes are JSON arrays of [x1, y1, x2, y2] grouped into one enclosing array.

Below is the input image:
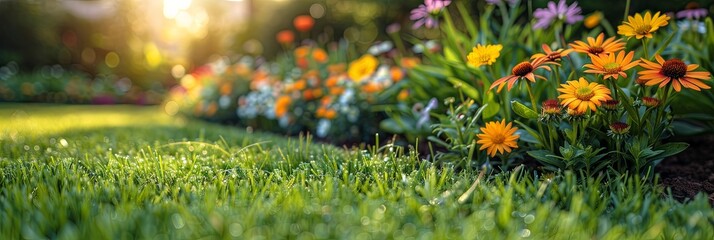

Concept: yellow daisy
[[348, 54, 379, 83], [467, 44, 503, 67], [477, 120, 519, 157], [617, 11, 670, 39], [557, 77, 612, 112]]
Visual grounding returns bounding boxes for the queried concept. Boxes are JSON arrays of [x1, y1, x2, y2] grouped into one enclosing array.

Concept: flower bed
[[168, 0, 714, 177]]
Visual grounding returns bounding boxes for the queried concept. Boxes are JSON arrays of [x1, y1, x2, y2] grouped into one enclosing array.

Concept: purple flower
[[676, 8, 708, 19], [416, 98, 438, 128], [532, 0, 583, 29], [410, 0, 452, 29], [486, 0, 518, 6]]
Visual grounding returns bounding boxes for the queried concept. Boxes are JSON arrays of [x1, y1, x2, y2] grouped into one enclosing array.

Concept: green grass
[[0, 104, 712, 239]]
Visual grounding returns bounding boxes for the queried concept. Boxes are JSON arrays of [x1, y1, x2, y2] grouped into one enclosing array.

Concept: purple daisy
[[676, 2, 708, 19], [532, 0, 583, 29], [410, 0, 452, 29]]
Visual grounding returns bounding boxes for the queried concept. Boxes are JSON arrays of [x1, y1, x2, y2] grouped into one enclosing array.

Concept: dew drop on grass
[[171, 214, 185, 229], [524, 214, 535, 224], [520, 229, 531, 238], [229, 223, 243, 237]]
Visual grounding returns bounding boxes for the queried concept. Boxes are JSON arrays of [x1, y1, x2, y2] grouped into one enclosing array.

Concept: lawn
[[1, 104, 712, 239]]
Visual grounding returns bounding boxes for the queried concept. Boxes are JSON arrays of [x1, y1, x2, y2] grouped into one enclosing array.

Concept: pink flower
[[410, 0, 452, 29]]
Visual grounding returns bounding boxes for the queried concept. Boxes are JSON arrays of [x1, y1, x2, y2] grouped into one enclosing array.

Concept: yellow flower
[[617, 11, 670, 39], [348, 54, 379, 83], [557, 77, 612, 112], [583, 50, 640, 80], [638, 54, 711, 92], [584, 11, 603, 29], [467, 44, 503, 67], [477, 120, 519, 157]]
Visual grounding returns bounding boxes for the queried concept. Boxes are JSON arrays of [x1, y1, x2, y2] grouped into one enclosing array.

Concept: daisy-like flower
[[348, 54, 379, 83], [558, 77, 612, 112], [467, 44, 503, 67], [569, 33, 625, 56], [583, 50, 640, 80], [618, 11, 670, 39], [583, 11, 603, 29], [410, 0, 452, 29], [638, 54, 712, 92], [491, 58, 551, 92], [477, 119, 519, 157], [533, 0, 583, 29], [530, 43, 574, 63], [676, 2, 708, 19]]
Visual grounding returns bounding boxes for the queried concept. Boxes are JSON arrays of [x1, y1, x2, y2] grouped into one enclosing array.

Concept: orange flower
[[584, 50, 640, 80], [397, 89, 409, 101], [477, 120, 519, 157], [390, 66, 404, 82], [400, 57, 420, 69], [557, 77, 612, 112], [276, 30, 295, 45], [293, 15, 315, 32], [328, 63, 346, 73], [569, 33, 625, 57], [638, 55, 711, 92], [312, 48, 328, 63], [362, 82, 383, 93], [275, 95, 292, 118], [329, 87, 345, 95], [491, 58, 551, 92], [530, 44, 573, 63]]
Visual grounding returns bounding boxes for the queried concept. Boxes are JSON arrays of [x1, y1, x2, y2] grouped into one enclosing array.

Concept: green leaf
[[379, 119, 406, 134], [446, 77, 480, 100], [482, 100, 500, 120], [511, 101, 538, 119], [528, 150, 565, 169], [654, 142, 689, 159]]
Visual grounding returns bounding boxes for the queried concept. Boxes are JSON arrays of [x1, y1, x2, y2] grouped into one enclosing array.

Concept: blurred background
[[1, 0, 712, 105]]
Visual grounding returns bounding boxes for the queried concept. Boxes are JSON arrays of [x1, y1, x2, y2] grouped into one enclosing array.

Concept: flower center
[[512, 62, 533, 76], [588, 46, 604, 55], [491, 133, 505, 144], [479, 54, 492, 64], [603, 62, 621, 74], [635, 24, 652, 35], [575, 87, 595, 100], [660, 59, 687, 79]]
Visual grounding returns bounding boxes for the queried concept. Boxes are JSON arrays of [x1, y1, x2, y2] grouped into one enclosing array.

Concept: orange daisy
[[477, 119, 519, 157], [569, 33, 625, 56], [583, 50, 640, 80], [530, 44, 573, 63], [557, 77, 612, 112], [491, 58, 551, 92], [638, 55, 712, 92]]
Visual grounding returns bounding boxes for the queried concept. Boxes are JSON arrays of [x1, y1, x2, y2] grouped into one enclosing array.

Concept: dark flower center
[[491, 133, 505, 144], [635, 24, 652, 35], [660, 59, 687, 79], [588, 46, 604, 55], [512, 62, 534, 76]]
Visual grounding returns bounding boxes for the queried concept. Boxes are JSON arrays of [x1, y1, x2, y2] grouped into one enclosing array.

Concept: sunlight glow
[[163, 0, 192, 19]]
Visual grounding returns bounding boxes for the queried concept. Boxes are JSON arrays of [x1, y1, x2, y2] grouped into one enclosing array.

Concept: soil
[[658, 135, 714, 204]]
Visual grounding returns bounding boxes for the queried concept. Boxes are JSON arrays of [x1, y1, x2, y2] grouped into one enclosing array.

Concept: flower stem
[[526, 83, 549, 150], [623, 0, 631, 22], [641, 38, 650, 60]]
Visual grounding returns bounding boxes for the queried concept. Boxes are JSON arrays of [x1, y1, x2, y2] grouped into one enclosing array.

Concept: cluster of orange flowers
[[471, 11, 712, 157]]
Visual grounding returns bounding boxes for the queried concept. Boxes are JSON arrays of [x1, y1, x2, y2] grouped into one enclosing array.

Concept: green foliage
[[1, 104, 713, 239]]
